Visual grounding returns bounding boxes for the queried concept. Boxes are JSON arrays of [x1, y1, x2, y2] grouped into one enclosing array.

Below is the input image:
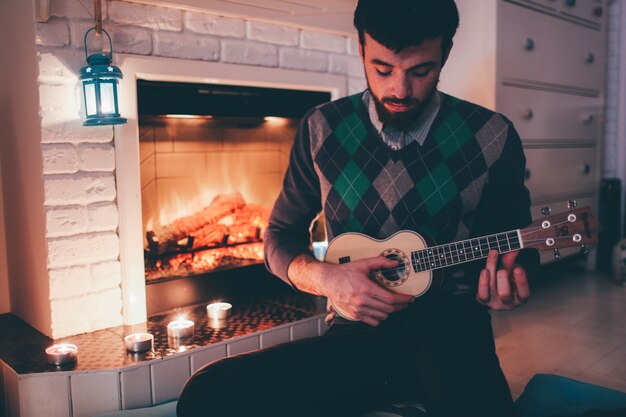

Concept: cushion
[[515, 374, 626, 417]]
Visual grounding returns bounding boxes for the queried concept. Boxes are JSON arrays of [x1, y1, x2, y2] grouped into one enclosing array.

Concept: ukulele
[[324, 206, 597, 320]]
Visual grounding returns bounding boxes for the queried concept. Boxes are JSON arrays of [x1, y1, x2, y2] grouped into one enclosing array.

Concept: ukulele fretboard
[[411, 230, 522, 272]]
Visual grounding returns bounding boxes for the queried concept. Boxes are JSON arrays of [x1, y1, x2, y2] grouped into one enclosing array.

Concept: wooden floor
[[492, 258, 626, 399]]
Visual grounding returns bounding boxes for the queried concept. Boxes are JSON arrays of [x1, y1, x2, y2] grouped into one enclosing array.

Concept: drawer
[[530, 196, 594, 264], [512, 0, 605, 26], [523, 146, 596, 201], [497, 84, 603, 143], [498, 1, 605, 92], [556, 0, 605, 26]]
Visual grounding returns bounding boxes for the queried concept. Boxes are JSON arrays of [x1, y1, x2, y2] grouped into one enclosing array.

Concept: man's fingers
[[360, 256, 399, 270], [502, 250, 520, 272], [477, 268, 490, 303], [496, 269, 512, 303], [513, 267, 530, 303]]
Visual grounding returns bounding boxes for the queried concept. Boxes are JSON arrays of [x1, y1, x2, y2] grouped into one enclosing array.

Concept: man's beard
[[368, 78, 439, 130]]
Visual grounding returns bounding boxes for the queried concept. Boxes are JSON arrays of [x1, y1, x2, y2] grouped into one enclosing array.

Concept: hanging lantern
[[80, 27, 127, 126]]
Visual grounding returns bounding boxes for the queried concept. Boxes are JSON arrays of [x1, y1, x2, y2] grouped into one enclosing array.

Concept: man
[[177, 1, 538, 416]]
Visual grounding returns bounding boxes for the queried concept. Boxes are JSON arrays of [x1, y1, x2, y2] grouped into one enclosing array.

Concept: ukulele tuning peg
[[581, 244, 589, 256], [554, 248, 561, 260], [568, 200, 577, 210], [541, 207, 552, 217]]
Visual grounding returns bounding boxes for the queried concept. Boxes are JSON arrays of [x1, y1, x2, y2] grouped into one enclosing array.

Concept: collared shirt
[[362, 89, 442, 151]]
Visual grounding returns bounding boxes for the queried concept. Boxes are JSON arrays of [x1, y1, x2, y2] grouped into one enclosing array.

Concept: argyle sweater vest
[[264, 91, 532, 283]]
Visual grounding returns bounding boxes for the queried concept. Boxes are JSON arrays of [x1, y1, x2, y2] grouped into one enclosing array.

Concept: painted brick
[[247, 21, 299, 46], [51, 0, 108, 19], [91, 261, 122, 287], [37, 49, 83, 83], [221, 39, 278, 67], [109, 1, 182, 31], [78, 143, 116, 172], [347, 37, 360, 56], [87, 202, 119, 231], [47, 232, 120, 268], [71, 21, 152, 55], [349, 76, 367, 95], [42, 143, 78, 174], [279, 48, 328, 72], [39, 82, 80, 116], [328, 54, 363, 76], [41, 117, 114, 144], [50, 287, 123, 338], [154, 32, 220, 61], [184, 12, 245, 38], [49, 265, 89, 299], [46, 205, 88, 237], [300, 30, 345, 53], [49, 261, 121, 300], [44, 173, 116, 205], [35, 19, 70, 47]]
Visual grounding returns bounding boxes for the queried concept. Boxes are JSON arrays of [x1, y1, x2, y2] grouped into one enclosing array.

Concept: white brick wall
[[300, 31, 346, 53], [184, 12, 245, 38], [34, 0, 363, 338], [153, 32, 220, 61], [221, 39, 278, 67], [35, 19, 70, 47], [247, 22, 299, 46], [108, 1, 183, 32]]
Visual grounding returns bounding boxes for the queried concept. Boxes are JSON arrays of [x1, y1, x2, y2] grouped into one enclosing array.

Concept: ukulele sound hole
[[380, 253, 406, 282]]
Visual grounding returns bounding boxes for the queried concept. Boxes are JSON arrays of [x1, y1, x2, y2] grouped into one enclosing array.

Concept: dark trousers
[[176, 292, 516, 417]]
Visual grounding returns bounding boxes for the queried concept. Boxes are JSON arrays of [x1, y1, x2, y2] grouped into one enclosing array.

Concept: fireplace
[[114, 55, 347, 326], [135, 79, 330, 314]]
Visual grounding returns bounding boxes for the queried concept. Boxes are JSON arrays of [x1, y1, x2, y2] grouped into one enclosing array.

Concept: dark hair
[[354, 0, 460, 53]]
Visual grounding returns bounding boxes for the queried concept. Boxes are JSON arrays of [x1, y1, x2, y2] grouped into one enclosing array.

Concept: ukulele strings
[[370, 217, 583, 274]]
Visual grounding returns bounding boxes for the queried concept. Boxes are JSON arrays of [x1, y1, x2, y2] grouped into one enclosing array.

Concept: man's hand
[[288, 254, 413, 327], [476, 250, 530, 311], [323, 257, 414, 326]]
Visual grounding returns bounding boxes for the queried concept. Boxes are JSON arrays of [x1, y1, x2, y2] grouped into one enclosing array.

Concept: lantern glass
[[84, 82, 97, 117], [100, 79, 117, 114]]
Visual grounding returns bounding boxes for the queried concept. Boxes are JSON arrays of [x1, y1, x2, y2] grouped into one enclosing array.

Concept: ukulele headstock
[[521, 206, 597, 253]]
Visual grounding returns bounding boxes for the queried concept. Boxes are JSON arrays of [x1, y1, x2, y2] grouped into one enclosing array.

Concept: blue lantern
[[80, 28, 127, 126]]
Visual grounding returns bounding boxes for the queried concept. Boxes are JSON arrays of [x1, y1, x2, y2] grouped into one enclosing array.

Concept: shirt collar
[[362, 89, 442, 147]]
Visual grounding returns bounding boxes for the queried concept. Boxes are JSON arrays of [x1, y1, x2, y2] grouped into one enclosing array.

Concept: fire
[[144, 193, 269, 282]]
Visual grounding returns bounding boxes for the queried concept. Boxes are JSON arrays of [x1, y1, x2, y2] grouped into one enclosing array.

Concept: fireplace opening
[[137, 80, 330, 315]]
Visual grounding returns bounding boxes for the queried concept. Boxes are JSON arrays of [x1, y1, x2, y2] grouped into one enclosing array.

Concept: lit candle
[[124, 333, 154, 353], [206, 302, 232, 320], [167, 319, 194, 339], [45, 343, 78, 366]]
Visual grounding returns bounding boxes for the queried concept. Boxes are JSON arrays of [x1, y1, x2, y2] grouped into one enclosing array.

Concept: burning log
[[147, 193, 246, 255]]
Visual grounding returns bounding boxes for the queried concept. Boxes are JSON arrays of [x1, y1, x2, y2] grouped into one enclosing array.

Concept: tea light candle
[[45, 343, 78, 366], [124, 333, 154, 353], [167, 319, 194, 339], [206, 302, 232, 320]]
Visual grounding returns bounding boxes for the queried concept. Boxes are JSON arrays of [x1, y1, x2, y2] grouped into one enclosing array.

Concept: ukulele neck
[[411, 230, 521, 272]]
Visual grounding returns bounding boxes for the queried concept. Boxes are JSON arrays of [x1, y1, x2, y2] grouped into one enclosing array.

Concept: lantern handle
[[83, 27, 113, 62]]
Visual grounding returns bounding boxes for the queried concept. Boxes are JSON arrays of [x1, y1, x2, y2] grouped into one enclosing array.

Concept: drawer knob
[[525, 38, 535, 51], [522, 108, 534, 120], [582, 164, 591, 175], [565, 0, 576, 7], [581, 114, 595, 125], [525, 169, 532, 180], [594, 6, 603, 17], [586, 52, 595, 64]]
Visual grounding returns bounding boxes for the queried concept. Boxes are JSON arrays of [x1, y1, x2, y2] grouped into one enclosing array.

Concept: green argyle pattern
[[309, 92, 511, 244]]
